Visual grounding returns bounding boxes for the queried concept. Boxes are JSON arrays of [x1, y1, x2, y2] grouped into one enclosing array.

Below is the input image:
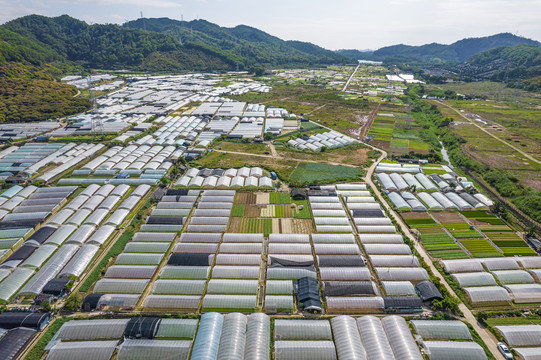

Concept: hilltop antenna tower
[[87, 75, 103, 135]]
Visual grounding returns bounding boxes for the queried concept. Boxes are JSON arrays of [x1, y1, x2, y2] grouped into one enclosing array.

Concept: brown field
[[401, 212, 431, 219], [418, 227, 446, 234], [432, 212, 466, 224], [235, 193, 257, 205], [245, 205, 262, 217], [256, 193, 269, 204]]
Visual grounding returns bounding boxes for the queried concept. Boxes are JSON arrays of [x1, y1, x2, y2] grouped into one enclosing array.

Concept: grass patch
[[423, 168, 448, 175], [444, 223, 471, 230], [450, 230, 484, 239], [293, 200, 312, 219], [289, 162, 360, 186], [232, 205, 245, 217], [430, 250, 471, 259], [460, 239, 502, 257], [404, 218, 437, 226], [270, 193, 291, 204]]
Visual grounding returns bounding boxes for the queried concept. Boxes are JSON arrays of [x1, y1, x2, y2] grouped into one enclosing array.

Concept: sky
[[1, 0, 540, 50]]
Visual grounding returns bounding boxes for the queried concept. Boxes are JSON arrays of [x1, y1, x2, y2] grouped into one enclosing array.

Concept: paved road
[[343, 63, 360, 92], [363, 146, 505, 360], [439, 100, 540, 165]]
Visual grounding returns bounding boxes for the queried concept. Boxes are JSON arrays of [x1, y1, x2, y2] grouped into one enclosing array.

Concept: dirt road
[[439, 101, 540, 165], [343, 63, 360, 92]]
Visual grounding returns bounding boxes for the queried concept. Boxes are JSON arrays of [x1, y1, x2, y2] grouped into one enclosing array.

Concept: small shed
[[291, 188, 307, 200], [415, 280, 443, 302]]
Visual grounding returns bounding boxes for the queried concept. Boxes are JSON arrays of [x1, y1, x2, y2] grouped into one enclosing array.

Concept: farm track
[[342, 63, 360, 92], [214, 149, 358, 168], [438, 101, 541, 165]]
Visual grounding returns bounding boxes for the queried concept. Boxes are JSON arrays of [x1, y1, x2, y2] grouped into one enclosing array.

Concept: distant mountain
[[123, 18, 349, 68], [338, 33, 541, 63]]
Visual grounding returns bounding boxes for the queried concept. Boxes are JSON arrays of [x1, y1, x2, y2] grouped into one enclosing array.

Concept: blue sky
[[1, 0, 540, 50]]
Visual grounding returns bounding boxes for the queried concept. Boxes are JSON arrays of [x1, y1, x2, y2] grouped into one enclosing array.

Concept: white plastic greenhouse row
[[82, 144, 176, 172], [38, 143, 106, 182], [375, 163, 421, 174], [287, 131, 356, 152], [176, 175, 273, 189], [0, 185, 150, 302], [43, 315, 491, 360], [441, 258, 541, 305]]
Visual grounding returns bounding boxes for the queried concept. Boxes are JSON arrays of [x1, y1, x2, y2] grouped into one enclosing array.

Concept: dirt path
[[267, 142, 279, 157], [343, 63, 360, 92], [213, 149, 359, 168], [361, 103, 381, 138], [305, 104, 327, 115], [439, 101, 540, 165]]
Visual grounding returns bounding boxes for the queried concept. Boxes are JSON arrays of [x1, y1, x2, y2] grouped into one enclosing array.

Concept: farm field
[[289, 162, 361, 185], [459, 239, 502, 257], [368, 113, 434, 154]]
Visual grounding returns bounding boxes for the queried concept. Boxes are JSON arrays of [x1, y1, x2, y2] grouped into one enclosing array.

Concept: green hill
[[338, 33, 541, 63], [123, 17, 349, 68]]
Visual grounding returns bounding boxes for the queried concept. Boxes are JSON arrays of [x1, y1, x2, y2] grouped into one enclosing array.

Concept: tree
[[41, 300, 52, 312], [263, 132, 274, 141], [63, 293, 82, 312]]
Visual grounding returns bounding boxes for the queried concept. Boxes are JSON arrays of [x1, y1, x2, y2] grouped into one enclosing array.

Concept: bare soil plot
[[256, 193, 269, 204], [235, 193, 257, 205], [245, 205, 262, 217], [401, 212, 431, 219], [432, 212, 466, 224]]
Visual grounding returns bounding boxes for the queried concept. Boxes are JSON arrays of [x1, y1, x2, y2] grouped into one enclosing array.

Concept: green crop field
[[476, 225, 512, 232], [270, 193, 291, 204], [444, 223, 471, 230], [460, 210, 491, 218], [425, 243, 463, 251], [404, 218, 437, 226], [460, 239, 502, 257], [289, 162, 360, 185], [431, 250, 470, 260], [232, 205, 245, 217], [486, 232, 523, 241], [420, 233, 455, 244], [238, 218, 273, 236], [493, 240, 537, 256], [293, 200, 312, 219], [390, 139, 409, 148], [450, 230, 484, 239]]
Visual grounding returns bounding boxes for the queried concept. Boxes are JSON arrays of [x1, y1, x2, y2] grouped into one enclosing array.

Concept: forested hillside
[[123, 18, 349, 68]]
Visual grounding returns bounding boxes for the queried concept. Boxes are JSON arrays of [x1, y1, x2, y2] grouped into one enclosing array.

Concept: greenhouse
[[411, 320, 472, 340], [313, 244, 361, 255], [432, 192, 458, 209], [463, 286, 511, 305], [445, 192, 472, 210], [206, 279, 259, 294], [326, 297, 384, 313], [124, 242, 170, 253], [480, 258, 519, 271], [274, 320, 332, 340], [266, 280, 294, 295], [265, 295, 295, 312], [59, 244, 99, 278], [374, 267, 429, 282], [382, 281, 416, 296], [274, 341, 337, 360], [377, 173, 397, 191], [357, 316, 395, 360], [452, 272, 497, 287], [440, 259, 484, 274], [492, 270, 535, 285], [358, 234, 404, 244], [105, 265, 157, 279], [154, 318, 198, 339], [364, 244, 412, 255], [143, 295, 201, 310], [46, 340, 119, 360], [317, 255, 365, 267], [382, 316, 423, 360], [504, 284, 541, 303], [323, 281, 378, 296], [215, 254, 261, 265], [415, 173, 438, 191], [116, 340, 192, 360], [319, 267, 371, 281], [513, 347, 541, 360], [495, 325, 541, 347], [416, 192, 443, 210], [0, 267, 35, 302], [54, 319, 129, 341], [330, 316, 366, 360], [369, 255, 420, 267], [311, 233, 356, 244], [211, 266, 260, 279], [86, 225, 116, 246], [115, 253, 164, 265], [421, 341, 487, 360], [152, 279, 206, 295], [93, 279, 149, 294], [190, 312, 223, 360]]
